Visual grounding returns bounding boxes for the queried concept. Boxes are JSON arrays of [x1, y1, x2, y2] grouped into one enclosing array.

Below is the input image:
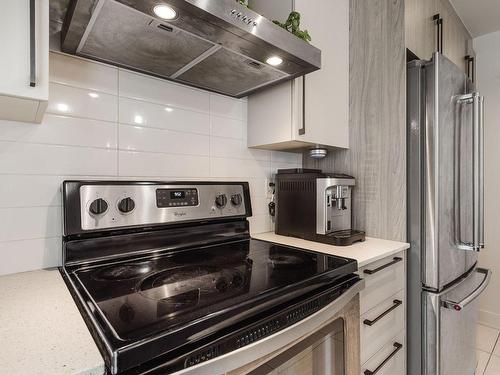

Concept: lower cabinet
[[361, 331, 405, 375], [358, 251, 407, 374]]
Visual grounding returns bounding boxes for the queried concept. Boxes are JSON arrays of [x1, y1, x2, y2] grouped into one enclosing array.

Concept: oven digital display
[[156, 188, 199, 208], [170, 191, 185, 199]]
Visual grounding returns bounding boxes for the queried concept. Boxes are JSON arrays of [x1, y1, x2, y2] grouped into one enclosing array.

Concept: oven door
[[246, 318, 345, 375], [423, 267, 491, 375], [182, 278, 364, 375]]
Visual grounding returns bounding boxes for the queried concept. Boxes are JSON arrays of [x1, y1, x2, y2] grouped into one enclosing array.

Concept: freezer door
[[423, 267, 491, 375], [423, 53, 481, 290]]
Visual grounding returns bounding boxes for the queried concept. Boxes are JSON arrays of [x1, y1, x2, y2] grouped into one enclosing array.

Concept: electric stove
[[60, 181, 360, 374]]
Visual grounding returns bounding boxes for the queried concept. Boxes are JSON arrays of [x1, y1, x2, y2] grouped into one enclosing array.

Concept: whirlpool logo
[[173, 211, 187, 217]]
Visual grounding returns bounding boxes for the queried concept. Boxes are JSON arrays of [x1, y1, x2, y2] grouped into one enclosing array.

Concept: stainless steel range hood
[[60, 0, 321, 98]]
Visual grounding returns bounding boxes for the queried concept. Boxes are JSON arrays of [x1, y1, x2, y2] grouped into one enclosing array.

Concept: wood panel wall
[[303, 0, 406, 242]]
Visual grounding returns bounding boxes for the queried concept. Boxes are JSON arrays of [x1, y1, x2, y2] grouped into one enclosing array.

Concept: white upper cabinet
[[0, 0, 49, 123], [247, 0, 349, 150]]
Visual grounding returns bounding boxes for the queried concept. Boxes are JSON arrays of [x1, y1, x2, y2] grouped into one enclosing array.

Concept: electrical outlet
[[266, 178, 275, 200]]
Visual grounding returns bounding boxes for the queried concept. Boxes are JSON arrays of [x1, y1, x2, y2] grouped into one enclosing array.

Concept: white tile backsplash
[[118, 151, 211, 177], [119, 97, 210, 135], [210, 115, 246, 140], [0, 51, 302, 276], [0, 207, 62, 242], [210, 137, 270, 161], [0, 238, 62, 276], [0, 141, 117, 176], [0, 114, 117, 149], [47, 83, 118, 122], [119, 125, 210, 156], [0, 175, 64, 208], [210, 94, 246, 120], [210, 158, 270, 178], [49, 52, 118, 95], [119, 70, 210, 112]]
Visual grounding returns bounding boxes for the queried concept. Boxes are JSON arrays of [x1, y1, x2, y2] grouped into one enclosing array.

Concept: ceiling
[[450, 0, 500, 37]]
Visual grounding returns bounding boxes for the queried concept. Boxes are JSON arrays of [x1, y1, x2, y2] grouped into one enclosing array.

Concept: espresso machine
[[275, 169, 365, 246]]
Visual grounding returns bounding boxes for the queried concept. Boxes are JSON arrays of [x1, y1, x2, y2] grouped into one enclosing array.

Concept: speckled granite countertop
[[0, 269, 105, 375]]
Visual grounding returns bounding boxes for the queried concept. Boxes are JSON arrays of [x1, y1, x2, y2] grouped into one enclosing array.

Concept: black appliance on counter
[[60, 181, 361, 374], [275, 169, 365, 246]]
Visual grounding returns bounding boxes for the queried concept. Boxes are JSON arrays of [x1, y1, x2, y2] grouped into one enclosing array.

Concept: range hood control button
[[118, 197, 135, 213], [215, 194, 227, 208], [89, 198, 108, 215]]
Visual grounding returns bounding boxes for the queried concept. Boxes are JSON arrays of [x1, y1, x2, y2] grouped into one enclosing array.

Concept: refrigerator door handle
[[441, 268, 491, 311], [479, 95, 485, 249], [455, 92, 483, 252]]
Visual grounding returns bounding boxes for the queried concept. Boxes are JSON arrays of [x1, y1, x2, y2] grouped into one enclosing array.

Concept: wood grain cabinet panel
[[406, 0, 473, 74], [304, 0, 406, 242], [405, 0, 437, 60]]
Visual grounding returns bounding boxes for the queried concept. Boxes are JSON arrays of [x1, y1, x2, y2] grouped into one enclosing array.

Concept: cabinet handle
[[29, 0, 36, 87], [363, 257, 402, 275], [433, 14, 443, 54], [364, 342, 403, 375], [363, 299, 402, 326], [298, 76, 306, 135], [465, 55, 475, 82]]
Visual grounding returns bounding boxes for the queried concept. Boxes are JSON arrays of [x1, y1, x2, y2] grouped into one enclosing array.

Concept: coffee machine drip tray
[[322, 230, 365, 246]]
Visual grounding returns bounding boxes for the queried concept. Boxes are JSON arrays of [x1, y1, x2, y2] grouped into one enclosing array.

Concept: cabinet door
[[247, 0, 298, 149], [293, 0, 349, 148], [0, 0, 49, 101], [405, 0, 437, 60], [437, 0, 469, 73]]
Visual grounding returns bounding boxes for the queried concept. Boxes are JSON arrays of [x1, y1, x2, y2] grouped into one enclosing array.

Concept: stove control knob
[[216, 278, 228, 293], [118, 197, 135, 213], [89, 198, 108, 215], [215, 194, 227, 209], [231, 194, 242, 206]]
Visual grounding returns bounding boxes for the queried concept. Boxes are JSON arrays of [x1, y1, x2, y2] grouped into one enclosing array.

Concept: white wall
[[0, 52, 301, 276], [474, 31, 500, 328]]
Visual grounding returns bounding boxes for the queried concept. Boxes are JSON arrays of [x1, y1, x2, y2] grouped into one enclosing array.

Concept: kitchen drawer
[[361, 331, 405, 375], [358, 252, 405, 315], [360, 290, 405, 364]]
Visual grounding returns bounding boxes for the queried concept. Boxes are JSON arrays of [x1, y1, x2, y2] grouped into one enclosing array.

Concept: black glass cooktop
[[71, 239, 356, 342]]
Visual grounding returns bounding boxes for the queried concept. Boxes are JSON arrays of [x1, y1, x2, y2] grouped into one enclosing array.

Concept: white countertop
[[0, 269, 105, 375], [251, 232, 409, 267]]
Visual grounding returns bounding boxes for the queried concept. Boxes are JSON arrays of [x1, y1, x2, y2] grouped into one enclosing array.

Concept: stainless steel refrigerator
[[407, 52, 491, 375]]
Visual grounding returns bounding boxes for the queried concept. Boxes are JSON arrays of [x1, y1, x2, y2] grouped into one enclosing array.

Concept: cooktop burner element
[[92, 262, 152, 281], [60, 181, 359, 375]]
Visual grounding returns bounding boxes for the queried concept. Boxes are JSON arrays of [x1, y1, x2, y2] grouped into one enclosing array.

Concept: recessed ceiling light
[[165, 107, 174, 112], [153, 4, 177, 20], [88, 92, 99, 99], [56, 103, 69, 112], [266, 56, 283, 66], [134, 115, 144, 125]]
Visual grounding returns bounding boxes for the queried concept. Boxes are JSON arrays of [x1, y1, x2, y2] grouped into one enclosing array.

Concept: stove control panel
[[78, 183, 249, 231], [156, 188, 199, 208]]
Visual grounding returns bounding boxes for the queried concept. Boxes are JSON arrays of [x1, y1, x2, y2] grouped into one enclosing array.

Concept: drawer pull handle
[[363, 299, 402, 326], [364, 342, 403, 375], [363, 257, 402, 275]]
